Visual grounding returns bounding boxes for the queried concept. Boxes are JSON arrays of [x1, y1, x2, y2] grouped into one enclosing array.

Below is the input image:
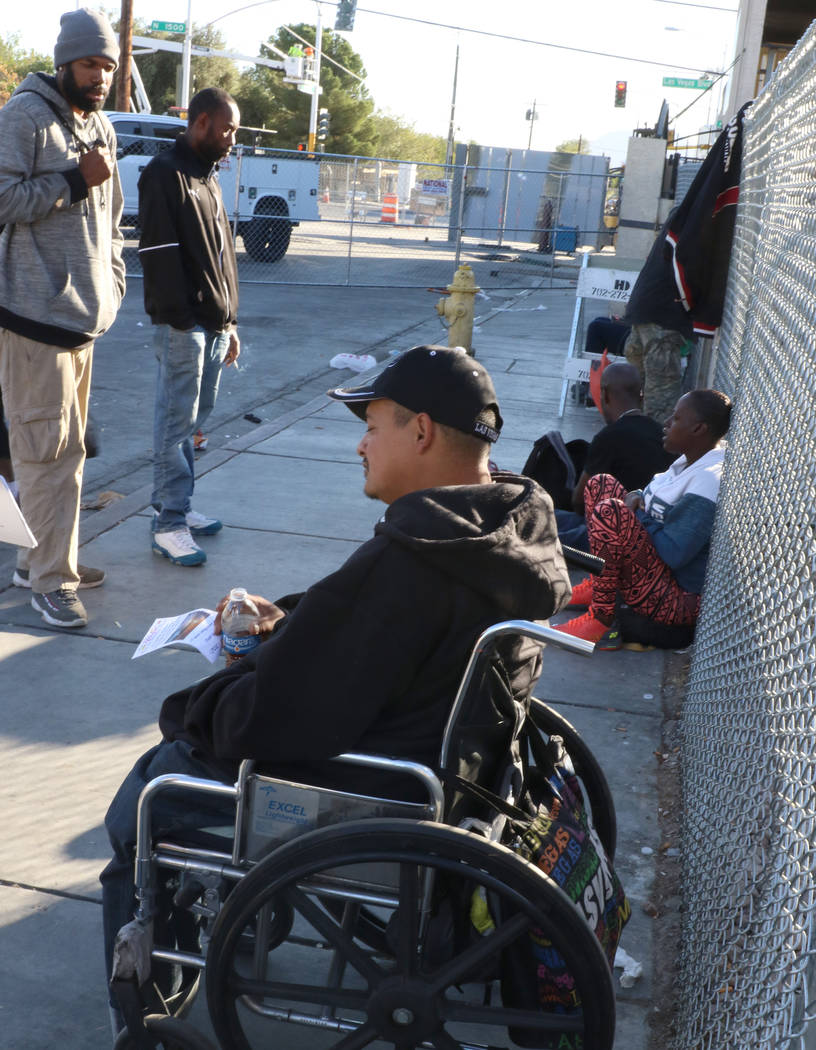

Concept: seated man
[[554, 388, 731, 649], [585, 315, 630, 358], [100, 345, 571, 1030], [555, 361, 674, 551]]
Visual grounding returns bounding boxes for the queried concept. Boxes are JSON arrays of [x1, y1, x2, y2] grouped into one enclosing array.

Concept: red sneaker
[[567, 576, 593, 608], [554, 610, 622, 650]]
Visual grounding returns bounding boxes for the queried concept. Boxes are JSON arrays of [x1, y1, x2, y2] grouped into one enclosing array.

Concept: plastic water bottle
[[221, 587, 261, 665]]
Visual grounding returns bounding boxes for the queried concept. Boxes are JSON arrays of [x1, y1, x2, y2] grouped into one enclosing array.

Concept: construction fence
[[119, 141, 618, 290], [677, 20, 816, 1050]]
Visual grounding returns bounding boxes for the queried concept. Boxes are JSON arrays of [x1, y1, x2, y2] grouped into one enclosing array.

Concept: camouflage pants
[[623, 323, 689, 424]]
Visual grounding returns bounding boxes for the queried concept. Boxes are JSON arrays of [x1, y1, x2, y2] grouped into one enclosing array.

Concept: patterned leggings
[[585, 474, 701, 626]]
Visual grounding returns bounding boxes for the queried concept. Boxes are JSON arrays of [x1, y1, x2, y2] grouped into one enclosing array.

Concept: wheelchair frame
[[114, 620, 618, 1050]]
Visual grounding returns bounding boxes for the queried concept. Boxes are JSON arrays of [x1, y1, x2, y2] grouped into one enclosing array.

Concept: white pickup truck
[[107, 111, 320, 262]]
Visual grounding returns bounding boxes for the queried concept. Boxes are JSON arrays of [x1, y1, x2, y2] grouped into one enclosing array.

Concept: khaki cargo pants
[[623, 322, 688, 425], [0, 329, 92, 593]]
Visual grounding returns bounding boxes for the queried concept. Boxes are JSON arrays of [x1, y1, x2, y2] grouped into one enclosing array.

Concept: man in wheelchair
[[101, 345, 574, 1039]]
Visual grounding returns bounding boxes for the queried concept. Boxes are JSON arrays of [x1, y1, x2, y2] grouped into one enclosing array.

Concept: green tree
[[369, 110, 446, 163], [113, 20, 240, 113], [235, 24, 375, 154], [0, 33, 53, 105], [555, 137, 590, 155]]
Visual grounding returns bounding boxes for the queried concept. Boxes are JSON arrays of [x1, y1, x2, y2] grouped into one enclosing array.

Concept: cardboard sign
[[575, 268, 639, 303]]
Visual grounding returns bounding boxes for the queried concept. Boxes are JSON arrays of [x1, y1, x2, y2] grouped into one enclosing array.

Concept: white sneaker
[[185, 510, 223, 536], [152, 526, 206, 566]]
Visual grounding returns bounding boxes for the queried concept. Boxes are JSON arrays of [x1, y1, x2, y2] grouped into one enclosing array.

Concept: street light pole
[[307, 3, 323, 152], [526, 99, 537, 150], [180, 0, 193, 108]]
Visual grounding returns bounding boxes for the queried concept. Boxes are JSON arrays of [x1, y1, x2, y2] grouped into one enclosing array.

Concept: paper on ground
[[0, 476, 37, 548], [133, 608, 221, 663], [613, 946, 643, 987]]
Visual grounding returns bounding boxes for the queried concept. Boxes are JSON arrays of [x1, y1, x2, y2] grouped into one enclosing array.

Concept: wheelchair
[[111, 619, 619, 1050]]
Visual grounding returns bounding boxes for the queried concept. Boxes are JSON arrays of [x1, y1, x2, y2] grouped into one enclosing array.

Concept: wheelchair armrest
[[333, 753, 445, 819], [135, 774, 239, 894]]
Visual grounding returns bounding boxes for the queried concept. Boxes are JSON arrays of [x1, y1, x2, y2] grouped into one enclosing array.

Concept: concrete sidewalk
[[0, 282, 665, 1050]]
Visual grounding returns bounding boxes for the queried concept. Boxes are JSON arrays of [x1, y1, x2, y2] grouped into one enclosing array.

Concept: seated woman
[[554, 388, 732, 650]]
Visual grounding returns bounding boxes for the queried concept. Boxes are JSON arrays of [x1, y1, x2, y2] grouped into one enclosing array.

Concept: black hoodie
[[159, 474, 570, 783]]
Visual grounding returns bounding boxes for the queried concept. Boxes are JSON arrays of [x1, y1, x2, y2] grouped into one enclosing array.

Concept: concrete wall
[[615, 136, 668, 263], [724, 0, 769, 117]]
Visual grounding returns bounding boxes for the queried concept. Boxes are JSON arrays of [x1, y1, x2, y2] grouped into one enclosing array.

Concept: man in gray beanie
[[0, 8, 125, 628]]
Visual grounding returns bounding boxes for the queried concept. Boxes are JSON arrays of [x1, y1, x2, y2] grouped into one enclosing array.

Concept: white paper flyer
[[132, 608, 222, 663], [0, 477, 37, 548]]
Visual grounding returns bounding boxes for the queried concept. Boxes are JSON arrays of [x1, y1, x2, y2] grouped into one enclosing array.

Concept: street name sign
[[151, 20, 186, 33], [662, 76, 713, 89]]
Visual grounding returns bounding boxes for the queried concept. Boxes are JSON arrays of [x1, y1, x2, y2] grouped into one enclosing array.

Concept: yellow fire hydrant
[[436, 264, 480, 354]]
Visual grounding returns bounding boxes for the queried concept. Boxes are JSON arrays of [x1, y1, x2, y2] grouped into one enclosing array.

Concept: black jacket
[[159, 474, 571, 786], [138, 137, 238, 332], [664, 102, 750, 336], [624, 103, 750, 338]]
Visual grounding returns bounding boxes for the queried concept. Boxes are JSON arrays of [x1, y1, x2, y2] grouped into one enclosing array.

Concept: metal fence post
[[345, 156, 359, 287], [454, 162, 467, 270], [231, 146, 243, 244], [497, 150, 512, 249]]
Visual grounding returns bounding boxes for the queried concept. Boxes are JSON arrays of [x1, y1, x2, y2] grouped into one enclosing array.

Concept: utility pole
[[180, 0, 193, 108], [307, 4, 324, 153], [115, 0, 133, 112], [445, 43, 460, 169], [526, 100, 538, 150]]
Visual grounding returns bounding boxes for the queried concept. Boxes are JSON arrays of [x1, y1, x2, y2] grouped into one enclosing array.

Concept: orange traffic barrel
[[380, 193, 398, 223]]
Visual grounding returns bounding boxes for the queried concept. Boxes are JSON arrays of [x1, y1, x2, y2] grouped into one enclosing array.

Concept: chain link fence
[[676, 22, 816, 1050], [117, 128, 616, 290]]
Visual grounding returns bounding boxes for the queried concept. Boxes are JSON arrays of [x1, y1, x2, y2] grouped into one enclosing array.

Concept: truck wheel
[[243, 217, 291, 263]]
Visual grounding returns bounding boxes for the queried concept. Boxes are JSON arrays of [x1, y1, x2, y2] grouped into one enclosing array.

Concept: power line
[[654, 0, 737, 12], [354, 5, 726, 75], [203, 0, 731, 77]]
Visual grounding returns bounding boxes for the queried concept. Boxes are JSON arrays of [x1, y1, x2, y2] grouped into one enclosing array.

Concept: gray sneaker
[[13, 565, 105, 589], [31, 587, 88, 628]]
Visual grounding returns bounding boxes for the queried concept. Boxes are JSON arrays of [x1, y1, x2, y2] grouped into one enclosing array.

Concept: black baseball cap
[[327, 345, 503, 443]]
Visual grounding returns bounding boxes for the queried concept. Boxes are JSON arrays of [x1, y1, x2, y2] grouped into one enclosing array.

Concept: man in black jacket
[[555, 361, 674, 550], [100, 346, 571, 1032], [138, 87, 240, 568]]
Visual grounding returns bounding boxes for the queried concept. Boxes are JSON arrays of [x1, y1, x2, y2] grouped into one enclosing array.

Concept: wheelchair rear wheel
[[205, 819, 616, 1050], [529, 698, 618, 860]]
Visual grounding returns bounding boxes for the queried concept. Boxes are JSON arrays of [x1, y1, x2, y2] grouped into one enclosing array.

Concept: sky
[[8, 0, 740, 163]]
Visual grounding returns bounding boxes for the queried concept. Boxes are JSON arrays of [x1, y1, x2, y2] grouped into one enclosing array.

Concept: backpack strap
[[543, 430, 577, 492], [16, 86, 106, 154]]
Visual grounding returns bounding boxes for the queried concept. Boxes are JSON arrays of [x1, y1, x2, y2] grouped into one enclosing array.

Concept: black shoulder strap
[[16, 88, 104, 153], [437, 769, 529, 823]]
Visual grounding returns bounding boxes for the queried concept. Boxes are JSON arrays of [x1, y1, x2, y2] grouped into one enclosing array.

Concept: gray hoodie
[[0, 73, 125, 347]]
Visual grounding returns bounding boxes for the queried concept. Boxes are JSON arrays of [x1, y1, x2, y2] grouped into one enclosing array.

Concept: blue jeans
[[100, 739, 235, 1003], [555, 508, 590, 553], [151, 325, 229, 531]]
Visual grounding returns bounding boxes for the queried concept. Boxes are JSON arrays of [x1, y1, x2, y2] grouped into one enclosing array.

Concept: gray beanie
[[54, 8, 119, 69]]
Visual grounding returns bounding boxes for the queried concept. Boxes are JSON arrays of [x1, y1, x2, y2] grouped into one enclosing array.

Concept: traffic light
[[317, 108, 330, 142], [614, 80, 627, 108], [296, 142, 307, 151], [335, 0, 357, 31]]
